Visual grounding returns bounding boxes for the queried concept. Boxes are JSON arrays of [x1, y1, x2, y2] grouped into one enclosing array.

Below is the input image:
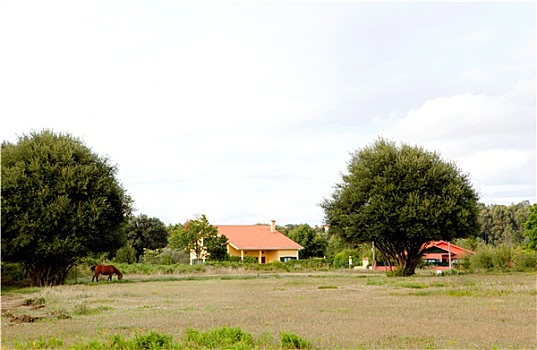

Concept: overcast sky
[[1, 1, 535, 226]]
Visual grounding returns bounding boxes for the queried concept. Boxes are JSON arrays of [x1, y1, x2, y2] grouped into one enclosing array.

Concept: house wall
[[227, 245, 299, 263], [271, 249, 299, 262]]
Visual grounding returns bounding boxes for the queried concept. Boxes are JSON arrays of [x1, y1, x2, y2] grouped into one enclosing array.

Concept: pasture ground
[[1, 271, 536, 349]]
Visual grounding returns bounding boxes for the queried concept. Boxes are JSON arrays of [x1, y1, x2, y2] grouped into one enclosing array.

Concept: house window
[[191, 258, 204, 265], [280, 257, 297, 263]]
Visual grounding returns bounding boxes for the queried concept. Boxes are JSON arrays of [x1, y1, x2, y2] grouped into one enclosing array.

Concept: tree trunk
[[25, 258, 77, 286]]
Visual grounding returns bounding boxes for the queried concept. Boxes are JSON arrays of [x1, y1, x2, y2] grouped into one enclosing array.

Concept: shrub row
[[464, 245, 537, 272], [13, 327, 311, 349]]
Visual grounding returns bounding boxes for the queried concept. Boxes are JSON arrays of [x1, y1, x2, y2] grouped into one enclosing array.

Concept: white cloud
[[376, 82, 535, 205], [1, 2, 534, 225]]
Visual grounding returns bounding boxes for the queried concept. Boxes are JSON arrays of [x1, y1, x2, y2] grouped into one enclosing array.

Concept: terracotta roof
[[423, 240, 475, 255], [216, 225, 303, 251]]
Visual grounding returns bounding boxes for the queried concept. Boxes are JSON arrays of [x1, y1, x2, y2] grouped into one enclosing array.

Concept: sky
[[1, 1, 535, 227]]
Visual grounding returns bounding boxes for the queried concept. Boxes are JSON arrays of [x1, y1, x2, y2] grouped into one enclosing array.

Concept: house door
[[261, 257, 266, 264]]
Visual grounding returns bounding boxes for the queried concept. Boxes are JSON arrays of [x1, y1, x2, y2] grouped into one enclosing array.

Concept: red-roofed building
[[371, 240, 475, 271], [217, 220, 303, 263], [422, 240, 475, 270]]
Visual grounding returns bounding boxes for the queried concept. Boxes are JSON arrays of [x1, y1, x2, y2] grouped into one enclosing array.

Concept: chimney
[[270, 220, 276, 233]]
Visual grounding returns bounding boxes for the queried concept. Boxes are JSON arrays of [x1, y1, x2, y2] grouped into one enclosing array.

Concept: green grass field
[[1, 271, 536, 349]]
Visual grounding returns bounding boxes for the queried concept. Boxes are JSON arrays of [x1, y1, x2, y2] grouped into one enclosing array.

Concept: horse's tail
[[90, 265, 96, 272]]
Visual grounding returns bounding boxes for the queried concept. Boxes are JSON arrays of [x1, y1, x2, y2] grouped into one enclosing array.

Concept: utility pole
[[448, 241, 452, 270], [372, 241, 376, 270]]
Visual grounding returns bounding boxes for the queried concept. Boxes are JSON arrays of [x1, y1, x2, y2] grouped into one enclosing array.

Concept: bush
[[133, 332, 174, 349], [162, 248, 189, 264], [29, 327, 314, 349], [242, 256, 259, 264], [333, 249, 360, 268], [1, 262, 26, 285], [115, 246, 136, 264], [512, 248, 537, 270], [468, 246, 494, 270], [140, 248, 162, 264], [281, 332, 311, 349], [467, 245, 537, 272], [183, 326, 254, 349]]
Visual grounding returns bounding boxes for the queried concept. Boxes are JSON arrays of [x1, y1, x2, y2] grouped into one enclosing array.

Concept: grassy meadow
[[1, 270, 536, 349]]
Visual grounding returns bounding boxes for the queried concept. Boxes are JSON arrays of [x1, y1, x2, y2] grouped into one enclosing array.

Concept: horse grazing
[[90, 265, 123, 282]]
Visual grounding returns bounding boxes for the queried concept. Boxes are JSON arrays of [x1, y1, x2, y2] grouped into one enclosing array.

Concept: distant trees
[[288, 224, 327, 259], [477, 201, 530, 246], [124, 214, 169, 261], [1, 130, 132, 286], [168, 215, 228, 263], [321, 138, 480, 276], [523, 203, 537, 251]]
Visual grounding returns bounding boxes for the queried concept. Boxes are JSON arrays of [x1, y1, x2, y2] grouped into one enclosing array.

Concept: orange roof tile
[[423, 240, 475, 255], [216, 225, 303, 251]]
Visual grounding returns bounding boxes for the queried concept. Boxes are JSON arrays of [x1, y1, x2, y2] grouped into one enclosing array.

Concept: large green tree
[[321, 138, 480, 276], [124, 214, 169, 261], [1, 130, 132, 286], [288, 224, 327, 259]]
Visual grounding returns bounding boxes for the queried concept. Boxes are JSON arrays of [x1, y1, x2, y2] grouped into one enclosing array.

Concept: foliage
[[172, 214, 222, 263], [288, 224, 328, 259], [452, 237, 479, 252], [477, 201, 530, 246], [321, 138, 480, 276], [133, 332, 174, 349], [1, 262, 26, 285], [69, 332, 177, 349], [183, 326, 254, 349], [280, 332, 311, 349], [124, 214, 169, 261], [166, 223, 184, 250], [465, 244, 537, 272], [139, 248, 163, 264], [66, 327, 313, 349], [1, 130, 132, 286], [13, 337, 63, 350], [333, 249, 360, 268], [106, 258, 334, 277], [205, 234, 229, 261], [114, 245, 136, 264], [324, 234, 350, 262], [523, 203, 537, 251]]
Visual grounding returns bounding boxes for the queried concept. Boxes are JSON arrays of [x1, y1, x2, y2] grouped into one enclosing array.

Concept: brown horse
[[90, 265, 123, 282]]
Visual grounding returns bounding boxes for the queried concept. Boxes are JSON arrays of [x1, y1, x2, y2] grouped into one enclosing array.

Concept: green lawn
[[2, 271, 536, 349]]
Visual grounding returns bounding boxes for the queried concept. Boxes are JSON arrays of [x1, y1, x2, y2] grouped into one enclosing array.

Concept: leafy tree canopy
[[321, 138, 480, 276], [524, 203, 537, 251], [1, 130, 132, 286], [288, 224, 327, 259], [170, 215, 226, 263], [477, 201, 530, 246], [124, 214, 169, 261]]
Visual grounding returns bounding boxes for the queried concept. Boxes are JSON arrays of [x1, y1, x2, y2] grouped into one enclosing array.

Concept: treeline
[[476, 201, 530, 246], [105, 201, 535, 267], [2, 130, 536, 286]]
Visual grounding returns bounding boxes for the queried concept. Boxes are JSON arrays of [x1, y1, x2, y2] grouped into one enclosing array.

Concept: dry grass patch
[[2, 272, 536, 349]]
